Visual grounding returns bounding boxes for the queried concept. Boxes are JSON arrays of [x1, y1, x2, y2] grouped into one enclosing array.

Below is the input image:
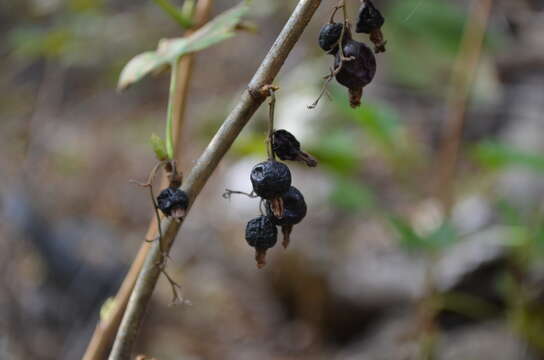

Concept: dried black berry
[[356, 0, 387, 53], [157, 187, 189, 219], [266, 186, 307, 248], [318, 22, 347, 54], [245, 215, 278, 268], [272, 130, 317, 167], [356, 0, 385, 34], [335, 40, 376, 108], [250, 161, 291, 200]]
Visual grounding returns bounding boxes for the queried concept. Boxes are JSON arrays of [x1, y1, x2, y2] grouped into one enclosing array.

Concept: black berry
[[250, 161, 291, 200], [356, 0, 385, 34], [266, 186, 307, 248], [335, 40, 376, 108], [157, 187, 189, 219], [266, 186, 307, 226], [272, 130, 317, 167], [318, 22, 347, 54], [245, 215, 278, 268], [356, 0, 387, 53]]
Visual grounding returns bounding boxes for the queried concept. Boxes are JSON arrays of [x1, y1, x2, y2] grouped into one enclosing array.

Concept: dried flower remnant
[[245, 216, 278, 268]]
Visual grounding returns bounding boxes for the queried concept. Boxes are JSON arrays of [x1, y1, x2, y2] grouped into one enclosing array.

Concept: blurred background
[[2, 0, 544, 359]]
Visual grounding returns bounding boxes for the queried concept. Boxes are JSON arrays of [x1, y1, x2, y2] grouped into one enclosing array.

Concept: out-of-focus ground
[[2, 0, 544, 359]]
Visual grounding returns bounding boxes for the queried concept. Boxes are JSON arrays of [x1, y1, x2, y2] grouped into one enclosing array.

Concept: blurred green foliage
[[473, 140, 544, 173], [386, 0, 503, 91], [389, 216, 457, 251]]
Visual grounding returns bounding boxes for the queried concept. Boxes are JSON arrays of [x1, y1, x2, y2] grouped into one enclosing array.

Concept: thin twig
[[81, 2, 214, 360], [222, 189, 258, 199], [434, 0, 493, 214], [108, 1, 322, 358]]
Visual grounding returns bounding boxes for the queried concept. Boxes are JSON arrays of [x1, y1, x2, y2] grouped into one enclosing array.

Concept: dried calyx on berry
[[318, 22, 347, 54], [335, 39, 376, 108], [356, 0, 387, 53], [251, 160, 291, 218], [245, 216, 278, 268], [266, 186, 307, 249], [157, 187, 189, 219], [272, 130, 317, 167]]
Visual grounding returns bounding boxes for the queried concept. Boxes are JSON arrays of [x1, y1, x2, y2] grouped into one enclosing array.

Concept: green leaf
[[425, 222, 458, 250], [308, 130, 361, 175], [473, 140, 544, 172], [389, 216, 427, 250], [153, 0, 193, 29], [332, 90, 401, 149], [389, 216, 457, 251], [150, 133, 169, 161], [330, 176, 374, 212], [118, 2, 249, 90]]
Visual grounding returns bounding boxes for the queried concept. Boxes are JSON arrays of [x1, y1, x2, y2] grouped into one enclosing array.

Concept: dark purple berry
[[335, 40, 376, 108], [250, 161, 291, 200], [318, 22, 347, 54], [245, 215, 278, 268], [356, 0, 385, 34], [266, 186, 307, 248], [272, 130, 317, 167], [157, 187, 189, 219]]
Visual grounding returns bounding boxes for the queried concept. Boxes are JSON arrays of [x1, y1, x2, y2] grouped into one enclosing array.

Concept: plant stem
[[434, 0, 493, 214], [165, 61, 179, 160], [266, 88, 276, 160], [82, 3, 214, 359], [108, 1, 322, 358]]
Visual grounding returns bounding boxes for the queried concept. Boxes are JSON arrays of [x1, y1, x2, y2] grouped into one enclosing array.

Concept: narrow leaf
[[118, 2, 249, 90], [153, 0, 193, 29], [150, 133, 169, 161]]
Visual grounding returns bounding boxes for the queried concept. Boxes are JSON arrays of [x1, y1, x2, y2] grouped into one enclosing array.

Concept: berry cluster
[[317, 0, 386, 108], [244, 129, 315, 268]]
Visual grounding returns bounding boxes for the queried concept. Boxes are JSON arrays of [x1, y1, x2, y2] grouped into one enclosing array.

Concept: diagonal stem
[[108, 1, 322, 358]]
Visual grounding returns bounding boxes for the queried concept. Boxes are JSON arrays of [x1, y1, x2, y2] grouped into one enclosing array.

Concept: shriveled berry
[[318, 22, 346, 54], [266, 186, 307, 248], [272, 130, 317, 167], [157, 187, 189, 219], [356, 0, 387, 53], [266, 187, 307, 226], [245, 216, 278, 268], [356, 0, 385, 34], [335, 40, 376, 108], [250, 161, 291, 200]]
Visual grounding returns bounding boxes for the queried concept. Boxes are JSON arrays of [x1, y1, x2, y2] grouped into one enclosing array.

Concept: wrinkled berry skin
[[356, 0, 385, 34], [250, 161, 291, 199], [272, 130, 318, 167], [335, 40, 376, 107], [272, 130, 301, 161], [157, 187, 189, 216], [335, 40, 376, 90], [245, 216, 278, 249], [318, 23, 345, 54], [266, 187, 307, 226]]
